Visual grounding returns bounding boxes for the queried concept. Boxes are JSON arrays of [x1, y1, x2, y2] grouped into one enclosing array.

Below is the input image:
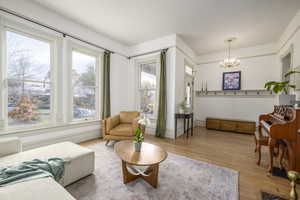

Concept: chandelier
[[220, 38, 240, 68]]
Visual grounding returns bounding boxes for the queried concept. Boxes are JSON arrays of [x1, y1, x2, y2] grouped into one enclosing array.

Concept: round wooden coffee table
[[115, 141, 168, 188]]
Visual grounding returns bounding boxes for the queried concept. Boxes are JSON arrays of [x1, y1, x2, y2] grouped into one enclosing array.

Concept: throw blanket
[[0, 158, 65, 187]]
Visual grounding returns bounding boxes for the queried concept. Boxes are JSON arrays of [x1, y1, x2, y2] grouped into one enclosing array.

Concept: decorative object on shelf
[[219, 37, 240, 68], [133, 115, 150, 152], [222, 71, 241, 90], [179, 101, 190, 114], [205, 81, 208, 92], [288, 170, 299, 200], [195, 89, 273, 97], [264, 70, 298, 105]]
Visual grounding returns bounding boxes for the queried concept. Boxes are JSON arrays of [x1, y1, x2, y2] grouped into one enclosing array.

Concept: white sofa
[[0, 137, 95, 200]]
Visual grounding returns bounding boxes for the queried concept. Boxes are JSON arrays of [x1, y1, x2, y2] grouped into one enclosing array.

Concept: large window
[[72, 50, 98, 120], [138, 61, 159, 118], [6, 30, 52, 127], [0, 17, 103, 133]]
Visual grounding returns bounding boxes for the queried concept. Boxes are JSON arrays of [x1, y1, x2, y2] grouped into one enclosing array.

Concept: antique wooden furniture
[[174, 113, 194, 138], [114, 141, 168, 188], [259, 105, 300, 173], [254, 129, 270, 166], [102, 111, 145, 144], [206, 118, 256, 134]]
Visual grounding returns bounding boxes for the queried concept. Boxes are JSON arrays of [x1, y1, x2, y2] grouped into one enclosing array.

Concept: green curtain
[[101, 51, 111, 119], [155, 49, 168, 137]]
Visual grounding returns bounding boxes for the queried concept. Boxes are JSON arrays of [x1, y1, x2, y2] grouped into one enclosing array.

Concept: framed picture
[[222, 71, 241, 90]]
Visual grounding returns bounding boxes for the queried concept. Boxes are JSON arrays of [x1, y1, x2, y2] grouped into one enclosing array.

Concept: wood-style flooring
[[81, 127, 300, 200]]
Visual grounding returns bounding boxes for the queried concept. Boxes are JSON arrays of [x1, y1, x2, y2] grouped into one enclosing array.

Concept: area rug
[[66, 142, 239, 200], [260, 191, 287, 200]]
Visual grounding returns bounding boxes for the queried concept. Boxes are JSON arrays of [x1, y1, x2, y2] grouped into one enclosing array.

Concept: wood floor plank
[[80, 127, 300, 200]]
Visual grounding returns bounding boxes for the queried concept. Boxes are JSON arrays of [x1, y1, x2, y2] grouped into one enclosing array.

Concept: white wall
[[277, 10, 300, 99], [110, 54, 131, 115], [165, 47, 177, 136], [0, 0, 130, 147], [129, 34, 176, 56], [194, 44, 279, 124]]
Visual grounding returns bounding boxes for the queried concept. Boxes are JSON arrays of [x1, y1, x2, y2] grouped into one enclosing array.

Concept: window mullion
[[0, 17, 6, 129], [6, 78, 51, 84]]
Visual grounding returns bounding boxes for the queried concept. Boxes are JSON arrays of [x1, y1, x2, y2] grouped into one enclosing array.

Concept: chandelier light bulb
[[220, 38, 240, 68]]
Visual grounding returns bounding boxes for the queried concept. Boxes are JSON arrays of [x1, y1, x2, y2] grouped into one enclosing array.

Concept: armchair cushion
[[109, 124, 134, 136], [120, 111, 139, 124], [106, 115, 120, 132], [0, 137, 22, 157]]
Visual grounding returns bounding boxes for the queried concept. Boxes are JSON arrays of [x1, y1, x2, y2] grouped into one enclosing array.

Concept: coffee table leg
[[142, 164, 159, 188], [122, 160, 139, 184], [121, 161, 160, 188]]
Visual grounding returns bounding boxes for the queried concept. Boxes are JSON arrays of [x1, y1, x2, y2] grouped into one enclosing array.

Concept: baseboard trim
[[22, 125, 101, 150], [146, 127, 175, 139]]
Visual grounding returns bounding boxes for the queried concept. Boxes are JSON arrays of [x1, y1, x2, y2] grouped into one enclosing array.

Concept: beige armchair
[[102, 111, 145, 144]]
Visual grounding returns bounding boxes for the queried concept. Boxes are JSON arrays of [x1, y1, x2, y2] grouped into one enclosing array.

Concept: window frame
[[0, 13, 105, 135], [67, 39, 102, 123], [184, 60, 194, 109], [1, 17, 59, 131], [135, 56, 160, 120]]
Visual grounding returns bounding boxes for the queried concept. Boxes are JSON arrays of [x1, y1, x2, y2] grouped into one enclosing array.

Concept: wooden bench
[[206, 117, 256, 134]]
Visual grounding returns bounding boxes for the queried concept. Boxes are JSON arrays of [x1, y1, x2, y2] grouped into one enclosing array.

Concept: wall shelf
[[195, 89, 274, 97]]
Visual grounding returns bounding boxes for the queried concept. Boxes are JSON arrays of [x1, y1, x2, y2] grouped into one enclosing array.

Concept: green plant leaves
[[284, 70, 300, 78], [134, 128, 144, 143], [264, 80, 295, 94]]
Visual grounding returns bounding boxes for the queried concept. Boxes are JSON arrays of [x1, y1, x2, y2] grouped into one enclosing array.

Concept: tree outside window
[[72, 51, 97, 120], [7, 31, 51, 127]]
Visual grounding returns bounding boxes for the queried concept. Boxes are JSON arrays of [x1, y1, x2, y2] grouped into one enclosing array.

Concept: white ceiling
[[32, 0, 300, 55]]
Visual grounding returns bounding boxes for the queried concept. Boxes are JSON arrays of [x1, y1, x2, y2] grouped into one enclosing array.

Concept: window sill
[[0, 120, 101, 136]]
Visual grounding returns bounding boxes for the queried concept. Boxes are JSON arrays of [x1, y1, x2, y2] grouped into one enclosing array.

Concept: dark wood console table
[[174, 113, 194, 139]]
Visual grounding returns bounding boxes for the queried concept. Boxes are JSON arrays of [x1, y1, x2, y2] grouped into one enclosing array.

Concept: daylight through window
[[72, 50, 97, 120], [139, 62, 158, 117], [7, 31, 52, 127]]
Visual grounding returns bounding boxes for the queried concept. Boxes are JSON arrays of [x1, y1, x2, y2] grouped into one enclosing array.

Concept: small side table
[[174, 113, 194, 139]]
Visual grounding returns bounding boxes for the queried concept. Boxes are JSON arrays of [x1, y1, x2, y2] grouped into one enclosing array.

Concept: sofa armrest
[[0, 137, 22, 157], [132, 117, 146, 134], [106, 115, 120, 133]]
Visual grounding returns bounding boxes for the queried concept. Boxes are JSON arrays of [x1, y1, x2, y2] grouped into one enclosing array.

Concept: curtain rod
[[129, 47, 173, 59], [0, 7, 129, 59]]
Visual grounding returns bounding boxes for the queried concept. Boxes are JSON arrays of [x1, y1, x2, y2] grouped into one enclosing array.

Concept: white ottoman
[[0, 142, 95, 186]]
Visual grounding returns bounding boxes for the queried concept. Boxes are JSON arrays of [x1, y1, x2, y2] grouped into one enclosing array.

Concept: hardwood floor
[[81, 127, 299, 200]]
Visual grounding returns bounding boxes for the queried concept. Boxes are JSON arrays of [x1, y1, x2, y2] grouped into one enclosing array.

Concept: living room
[[0, 0, 300, 199]]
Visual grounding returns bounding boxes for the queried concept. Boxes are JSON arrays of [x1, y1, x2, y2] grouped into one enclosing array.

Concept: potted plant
[[134, 115, 150, 152], [264, 71, 300, 105]]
